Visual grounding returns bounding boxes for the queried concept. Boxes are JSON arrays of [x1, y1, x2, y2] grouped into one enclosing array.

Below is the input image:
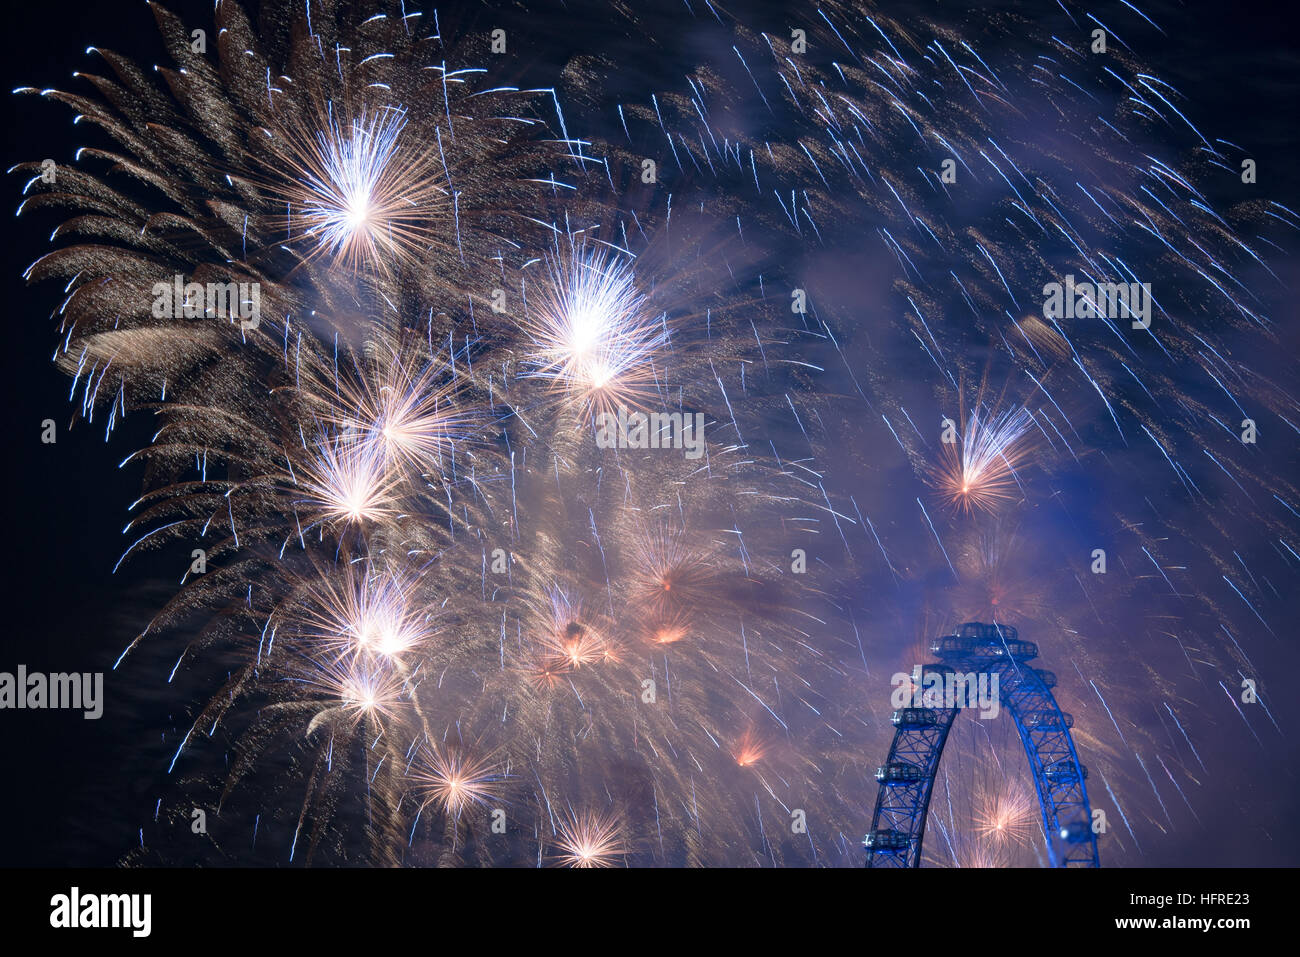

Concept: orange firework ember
[[525, 659, 570, 692], [647, 615, 692, 645], [732, 728, 767, 767]]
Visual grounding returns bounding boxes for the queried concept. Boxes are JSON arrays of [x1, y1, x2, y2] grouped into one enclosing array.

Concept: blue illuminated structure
[[863, 622, 1100, 867]]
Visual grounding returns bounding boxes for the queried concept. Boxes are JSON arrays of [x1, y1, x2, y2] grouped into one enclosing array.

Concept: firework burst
[[520, 242, 665, 415], [934, 406, 1037, 514], [261, 105, 449, 276], [553, 808, 625, 868], [973, 782, 1039, 850], [412, 745, 503, 817]]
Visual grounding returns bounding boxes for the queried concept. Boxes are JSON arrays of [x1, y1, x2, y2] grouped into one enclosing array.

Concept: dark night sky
[[1, 0, 1297, 867]]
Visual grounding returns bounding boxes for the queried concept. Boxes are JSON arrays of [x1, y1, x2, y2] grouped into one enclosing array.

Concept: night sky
[[2, 0, 1298, 868]]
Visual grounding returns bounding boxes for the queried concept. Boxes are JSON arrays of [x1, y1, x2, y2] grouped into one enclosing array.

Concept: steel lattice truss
[[864, 623, 1100, 868]]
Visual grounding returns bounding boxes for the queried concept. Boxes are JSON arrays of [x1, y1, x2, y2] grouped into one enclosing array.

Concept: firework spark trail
[[1098, 766, 1141, 855], [1155, 753, 1200, 826], [1218, 681, 1265, 748], [1163, 701, 1207, 774], [1090, 679, 1130, 750], [917, 498, 957, 579]]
